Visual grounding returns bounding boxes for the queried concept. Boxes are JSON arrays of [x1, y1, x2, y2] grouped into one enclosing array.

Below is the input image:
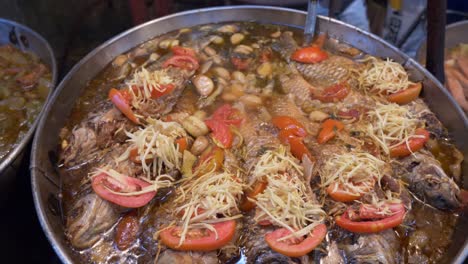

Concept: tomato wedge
[[159, 220, 236, 251], [389, 128, 430, 157], [205, 119, 233, 148], [265, 224, 327, 257], [313, 82, 350, 103], [359, 203, 405, 220], [240, 180, 268, 211], [387, 82, 422, 104], [291, 46, 328, 64], [205, 104, 242, 148], [176, 137, 188, 153], [317, 119, 344, 144], [272, 116, 307, 137], [171, 46, 196, 57], [150, 83, 175, 98], [336, 206, 405, 233], [326, 182, 362, 202], [258, 220, 272, 226], [231, 57, 251, 70], [211, 104, 242, 125], [109, 88, 139, 124], [91, 172, 155, 208], [163, 55, 199, 71]]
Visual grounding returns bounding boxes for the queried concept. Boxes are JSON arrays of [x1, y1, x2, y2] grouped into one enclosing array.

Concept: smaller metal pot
[[0, 18, 57, 200], [416, 20, 468, 64]]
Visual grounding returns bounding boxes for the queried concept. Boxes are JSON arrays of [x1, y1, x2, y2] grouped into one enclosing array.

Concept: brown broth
[[59, 22, 462, 264], [0, 44, 51, 160]]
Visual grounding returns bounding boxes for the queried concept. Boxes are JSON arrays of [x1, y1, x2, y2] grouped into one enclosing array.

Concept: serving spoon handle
[[304, 0, 319, 46]]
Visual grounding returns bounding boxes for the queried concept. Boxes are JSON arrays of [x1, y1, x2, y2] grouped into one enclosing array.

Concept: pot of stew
[[0, 18, 56, 195], [31, 6, 467, 264]]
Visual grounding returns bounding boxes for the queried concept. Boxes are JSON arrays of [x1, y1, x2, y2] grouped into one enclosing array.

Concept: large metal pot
[[0, 19, 56, 196], [31, 6, 468, 263]]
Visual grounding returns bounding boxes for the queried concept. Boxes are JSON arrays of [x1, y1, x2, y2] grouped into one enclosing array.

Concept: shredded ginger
[[320, 152, 387, 194], [173, 170, 245, 246], [250, 145, 303, 185], [366, 102, 422, 154], [358, 190, 402, 216], [90, 167, 174, 196], [125, 67, 174, 108], [117, 118, 187, 177], [252, 146, 326, 241], [359, 57, 414, 95]]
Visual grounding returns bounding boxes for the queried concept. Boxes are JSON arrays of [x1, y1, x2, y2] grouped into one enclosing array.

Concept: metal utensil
[[304, 0, 318, 45]]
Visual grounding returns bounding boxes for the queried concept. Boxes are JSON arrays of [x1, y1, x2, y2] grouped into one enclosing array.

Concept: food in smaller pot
[[0, 44, 52, 160]]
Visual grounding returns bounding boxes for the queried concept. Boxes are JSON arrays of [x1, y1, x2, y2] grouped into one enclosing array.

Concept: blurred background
[[0, 0, 466, 80], [0, 0, 467, 262]]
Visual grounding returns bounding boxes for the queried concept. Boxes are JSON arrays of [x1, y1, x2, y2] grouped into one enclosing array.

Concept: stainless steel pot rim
[[0, 18, 57, 174], [30, 5, 468, 264]]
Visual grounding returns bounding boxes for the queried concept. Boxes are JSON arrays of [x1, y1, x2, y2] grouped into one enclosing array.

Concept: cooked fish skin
[[157, 250, 218, 264], [267, 95, 320, 137], [278, 74, 315, 112], [133, 35, 214, 119], [395, 150, 461, 210], [321, 241, 345, 264], [273, 32, 353, 87], [238, 110, 280, 169], [344, 230, 401, 264], [60, 105, 133, 167], [66, 193, 119, 249]]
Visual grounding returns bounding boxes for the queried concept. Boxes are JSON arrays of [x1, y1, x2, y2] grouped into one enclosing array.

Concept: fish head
[[254, 250, 295, 264], [413, 164, 461, 210]]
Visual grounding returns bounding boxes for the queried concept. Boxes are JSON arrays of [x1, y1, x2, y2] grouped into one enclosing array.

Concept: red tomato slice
[[317, 119, 345, 144], [265, 224, 327, 257], [272, 116, 307, 137], [337, 109, 361, 120], [91, 173, 156, 208], [291, 46, 328, 64], [211, 104, 242, 125], [171, 46, 196, 57], [258, 219, 272, 226], [387, 82, 422, 104], [108, 88, 139, 124], [205, 105, 242, 149], [359, 203, 405, 220], [260, 49, 272, 62], [326, 182, 362, 202], [176, 137, 188, 153], [163, 55, 199, 71], [278, 130, 313, 160], [205, 119, 233, 148], [150, 84, 175, 99], [131, 83, 175, 99], [231, 57, 251, 70], [240, 180, 268, 211], [336, 207, 405, 233], [159, 220, 236, 251], [313, 82, 350, 103], [389, 128, 430, 157]]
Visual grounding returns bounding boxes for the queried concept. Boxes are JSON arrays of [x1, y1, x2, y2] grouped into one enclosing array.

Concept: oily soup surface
[[58, 22, 462, 264]]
